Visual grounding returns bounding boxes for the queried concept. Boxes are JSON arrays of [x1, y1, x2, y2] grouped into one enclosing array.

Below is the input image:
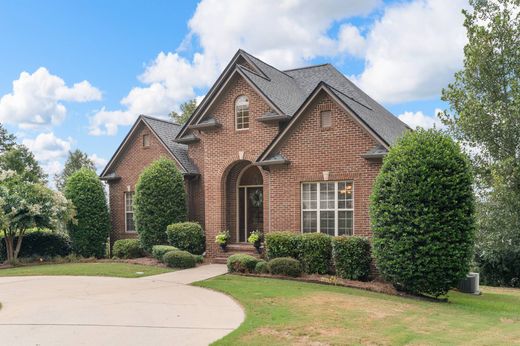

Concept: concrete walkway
[[0, 264, 243, 346]]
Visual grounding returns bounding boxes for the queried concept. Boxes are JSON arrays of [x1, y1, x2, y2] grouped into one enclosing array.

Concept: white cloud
[[22, 132, 73, 161], [90, 153, 108, 171], [355, 0, 468, 103], [398, 108, 444, 129], [88, 0, 381, 135], [0, 67, 102, 129], [338, 24, 366, 58]]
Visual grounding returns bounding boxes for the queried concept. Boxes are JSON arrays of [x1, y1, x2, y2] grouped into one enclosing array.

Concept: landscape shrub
[[332, 236, 371, 281], [227, 254, 261, 273], [193, 254, 204, 264], [151, 245, 179, 261], [112, 239, 143, 259], [134, 158, 187, 251], [265, 231, 300, 260], [268, 257, 302, 277], [255, 260, 269, 274], [64, 168, 110, 258], [0, 229, 71, 261], [162, 250, 196, 269], [370, 129, 475, 297], [298, 233, 332, 274], [166, 222, 205, 255]]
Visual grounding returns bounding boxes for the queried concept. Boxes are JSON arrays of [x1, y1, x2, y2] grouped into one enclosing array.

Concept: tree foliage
[[169, 99, 197, 124], [134, 158, 187, 251], [0, 145, 46, 184], [0, 171, 74, 262], [371, 129, 475, 297], [0, 123, 16, 153], [440, 0, 520, 286], [64, 168, 110, 258], [55, 150, 96, 191]]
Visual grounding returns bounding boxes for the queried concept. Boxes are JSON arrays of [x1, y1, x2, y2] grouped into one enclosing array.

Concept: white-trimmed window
[[301, 181, 353, 236], [125, 192, 135, 233], [235, 95, 249, 130]]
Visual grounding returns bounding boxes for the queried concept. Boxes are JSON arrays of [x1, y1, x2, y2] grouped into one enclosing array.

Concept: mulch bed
[[233, 272, 445, 301], [0, 256, 169, 269]]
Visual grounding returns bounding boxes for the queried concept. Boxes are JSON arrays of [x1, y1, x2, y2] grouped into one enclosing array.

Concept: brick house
[[100, 49, 409, 259]]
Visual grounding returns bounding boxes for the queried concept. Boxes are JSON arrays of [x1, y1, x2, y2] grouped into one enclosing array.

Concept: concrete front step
[[211, 243, 264, 264]]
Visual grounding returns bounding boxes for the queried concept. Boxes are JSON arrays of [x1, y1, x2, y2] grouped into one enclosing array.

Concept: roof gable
[[100, 115, 198, 178]]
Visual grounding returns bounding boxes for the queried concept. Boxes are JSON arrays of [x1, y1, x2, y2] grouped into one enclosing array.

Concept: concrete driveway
[[0, 264, 244, 346]]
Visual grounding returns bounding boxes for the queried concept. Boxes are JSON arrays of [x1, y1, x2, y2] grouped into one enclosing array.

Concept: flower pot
[[220, 243, 228, 252]]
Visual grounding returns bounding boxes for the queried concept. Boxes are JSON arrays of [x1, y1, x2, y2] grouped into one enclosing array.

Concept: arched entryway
[[236, 165, 264, 242]]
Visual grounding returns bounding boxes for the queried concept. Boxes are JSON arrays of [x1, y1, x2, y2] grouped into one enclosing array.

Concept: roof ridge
[[239, 49, 295, 79], [283, 63, 331, 72], [327, 85, 373, 111], [141, 114, 181, 127], [237, 64, 269, 81]]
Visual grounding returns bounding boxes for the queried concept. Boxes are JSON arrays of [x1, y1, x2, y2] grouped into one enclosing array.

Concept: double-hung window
[[301, 181, 353, 236], [125, 192, 135, 233]]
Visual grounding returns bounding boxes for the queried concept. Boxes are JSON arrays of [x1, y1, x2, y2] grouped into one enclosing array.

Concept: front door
[[238, 186, 263, 242]]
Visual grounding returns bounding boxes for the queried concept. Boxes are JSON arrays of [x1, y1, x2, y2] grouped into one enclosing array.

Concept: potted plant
[[248, 230, 263, 253], [215, 230, 230, 251]]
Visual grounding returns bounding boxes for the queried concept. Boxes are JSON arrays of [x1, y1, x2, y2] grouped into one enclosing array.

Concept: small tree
[[0, 145, 47, 184], [64, 168, 110, 258], [370, 129, 475, 297], [55, 150, 96, 191], [0, 170, 75, 262], [134, 158, 186, 251], [169, 99, 197, 124]]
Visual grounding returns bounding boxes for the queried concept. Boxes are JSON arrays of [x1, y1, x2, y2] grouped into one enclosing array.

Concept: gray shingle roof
[[142, 116, 199, 174], [240, 51, 409, 146]]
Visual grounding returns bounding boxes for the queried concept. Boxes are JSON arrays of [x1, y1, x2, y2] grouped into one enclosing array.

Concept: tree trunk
[[4, 236, 14, 263], [14, 230, 25, 260]]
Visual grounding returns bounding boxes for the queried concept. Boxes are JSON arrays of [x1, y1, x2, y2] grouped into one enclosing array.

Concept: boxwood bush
[[255, 260, 269, 274], [298, 233, 332, 274], [112, 239, 143, 259], [162, 250, 196, 268], [371, 129, 475, 297], [151, 245, 178, 261], [166, 222, 205, 255], [265, 231, 300, 260], [64, 168, 110, 258], [0, 229, 71, 261], [332, 236, 371, 281], [227, 254, 261, 273], [268, 257, 302, 277], [134, 158, 187, 251]]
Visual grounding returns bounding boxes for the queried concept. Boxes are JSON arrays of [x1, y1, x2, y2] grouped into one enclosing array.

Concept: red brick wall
[[105, 121, 187, 246], [269, 91, 382, 236], [187, 73, 279, 257]]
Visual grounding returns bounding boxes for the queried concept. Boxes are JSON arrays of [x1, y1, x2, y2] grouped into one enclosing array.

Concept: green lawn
[[195, 275, 520, 345], [0, 262, 173, 278]]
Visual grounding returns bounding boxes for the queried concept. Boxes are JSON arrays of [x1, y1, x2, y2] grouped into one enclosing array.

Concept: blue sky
[[0, 0, 468, 184]]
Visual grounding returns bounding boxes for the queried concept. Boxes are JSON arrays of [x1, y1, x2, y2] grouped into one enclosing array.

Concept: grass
[[195, 275, 520, 345], [0, 262, 173, 278]]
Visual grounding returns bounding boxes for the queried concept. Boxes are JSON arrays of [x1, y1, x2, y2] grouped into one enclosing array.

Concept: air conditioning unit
[[457, 272, 480, 294]]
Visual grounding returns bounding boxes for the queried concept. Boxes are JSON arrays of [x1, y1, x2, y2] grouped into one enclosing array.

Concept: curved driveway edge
[[0, 264, 243, 346]]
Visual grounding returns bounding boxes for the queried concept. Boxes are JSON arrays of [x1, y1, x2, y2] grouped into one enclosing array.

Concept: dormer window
[[143, 134, 150, 147], [235, 95, 249, 130]]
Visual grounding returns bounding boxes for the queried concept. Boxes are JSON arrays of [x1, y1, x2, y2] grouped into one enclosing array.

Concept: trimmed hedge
[[112, 239, 143, 259], [162, 250, 196, 269], [166, 222, 205, 255], [0, 230, 71, 261], [64, 168, 110, 258], [134, 158, 187, 251], [332, 236, 371, 280], [151, 245, 179, 261], [371, 129, 475, 297], [227, 254, 261, 273], [298, 233, 332, 274], [265, 231, 300, 260], [255, 260, 269, 274], [268, 257, 302, 277]]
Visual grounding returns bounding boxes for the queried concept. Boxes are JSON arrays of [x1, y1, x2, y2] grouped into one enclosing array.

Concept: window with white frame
[[125, 192, 135, 232], [302, 181, 353, 236], [235, 95, 249, 130]]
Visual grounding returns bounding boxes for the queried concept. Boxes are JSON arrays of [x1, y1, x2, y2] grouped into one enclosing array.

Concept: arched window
[[235, 95, 249, 130]]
